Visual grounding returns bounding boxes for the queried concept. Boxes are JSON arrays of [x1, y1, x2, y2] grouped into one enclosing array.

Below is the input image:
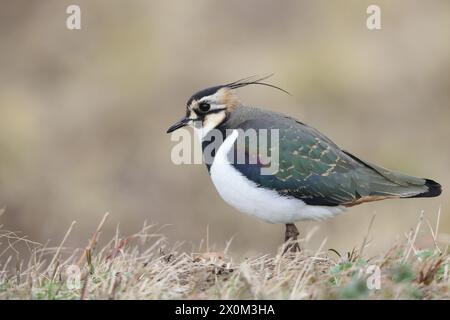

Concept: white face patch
[[193, 110, 226, 140], [188, 91, 228, 140]]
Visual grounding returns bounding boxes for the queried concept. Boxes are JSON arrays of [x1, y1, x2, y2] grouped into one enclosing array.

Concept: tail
[[408, 179, 442, 198]]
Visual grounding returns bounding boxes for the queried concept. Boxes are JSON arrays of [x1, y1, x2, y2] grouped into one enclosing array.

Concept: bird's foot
[[283, 223, 301, 254], [283, 241, 301, 254]]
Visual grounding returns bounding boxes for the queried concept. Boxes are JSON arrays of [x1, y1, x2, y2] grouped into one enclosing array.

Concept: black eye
[[198, 102, 210, 113]]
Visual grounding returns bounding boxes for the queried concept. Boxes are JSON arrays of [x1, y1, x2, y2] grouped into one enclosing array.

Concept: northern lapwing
[[167, 76, 442, 252]]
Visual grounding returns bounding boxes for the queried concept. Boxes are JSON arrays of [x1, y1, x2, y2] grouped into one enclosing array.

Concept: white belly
[[209, 130, 345, 224]]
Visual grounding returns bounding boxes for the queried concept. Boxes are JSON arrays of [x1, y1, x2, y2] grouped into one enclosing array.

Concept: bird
[[166, 76, 442, 252]]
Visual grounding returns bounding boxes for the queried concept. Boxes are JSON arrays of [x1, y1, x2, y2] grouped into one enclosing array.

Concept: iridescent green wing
[[231, 117, 428, 206]]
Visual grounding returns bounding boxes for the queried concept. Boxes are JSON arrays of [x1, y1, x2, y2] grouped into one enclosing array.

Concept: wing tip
[[411, 179, 442, 198]]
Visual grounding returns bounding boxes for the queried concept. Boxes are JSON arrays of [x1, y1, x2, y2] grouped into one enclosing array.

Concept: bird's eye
[[198, 102, 211, 113]]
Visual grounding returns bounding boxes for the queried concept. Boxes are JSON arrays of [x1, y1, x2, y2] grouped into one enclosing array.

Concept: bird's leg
[[284, 223, 301, 253]]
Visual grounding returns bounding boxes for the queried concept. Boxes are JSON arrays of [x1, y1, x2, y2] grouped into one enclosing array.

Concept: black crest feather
[[225, 74, 291, 95], [187, 74, 290, 106]]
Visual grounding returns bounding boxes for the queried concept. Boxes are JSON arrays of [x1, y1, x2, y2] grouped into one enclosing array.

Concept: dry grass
[[0, 211, 449, 300]]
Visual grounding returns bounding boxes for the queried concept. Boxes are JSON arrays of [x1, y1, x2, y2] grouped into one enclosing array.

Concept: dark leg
[[284, 223, 301, 253]]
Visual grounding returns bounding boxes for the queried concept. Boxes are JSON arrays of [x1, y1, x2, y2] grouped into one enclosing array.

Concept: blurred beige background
[[0, 0, 449, 257]]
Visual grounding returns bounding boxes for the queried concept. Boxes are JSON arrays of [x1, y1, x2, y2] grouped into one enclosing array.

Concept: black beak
[[166, 117, 190, 133]]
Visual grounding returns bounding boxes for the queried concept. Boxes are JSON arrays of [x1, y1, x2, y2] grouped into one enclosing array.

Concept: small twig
[[76, 213, 109, 266], [403, 211, 424, 262], [425, 218, 441, 254], [46, 221, 76, 275], [224, 235, 235, 256], [359, 214, 376, 259], [206, 225, 210, 253], [80, 274, 90, 300], [436, 205, 441, 243], [290, 237, 327, 298], [108, 272, 122, 300]]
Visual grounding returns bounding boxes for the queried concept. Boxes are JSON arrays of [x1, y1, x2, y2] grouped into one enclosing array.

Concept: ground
[[0, 212, 449, 300]]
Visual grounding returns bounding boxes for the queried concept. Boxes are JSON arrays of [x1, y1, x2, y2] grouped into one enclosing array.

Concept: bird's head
[[166, 75, 289, 136]]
